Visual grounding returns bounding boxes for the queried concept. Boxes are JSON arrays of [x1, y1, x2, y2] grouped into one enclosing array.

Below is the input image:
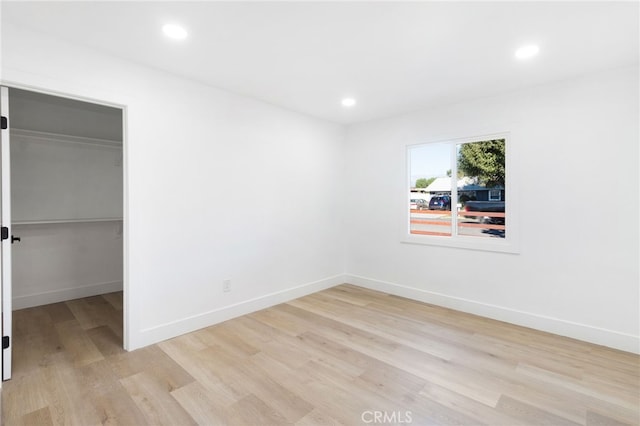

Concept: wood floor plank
[[226, 393, 291, 425], [21, 407, 53, 426], [291, 365, 389, 425], [170, 381, 228, 425], [65, 296, 115, 330], [295, 331, 372, 376], [3, 286, 639, 426], [358, 362, 427, 399], [158, 339, 247, 406], [77, 360, 147, 426], [251, 351, 394, 425], [516, 362, 639, 410], [54, 319, 104, 367], [505, 359, 639, 424], [10, 332, 64, 381], [102, 291, 123, 311], [496, 395, 582, 426], [41, 303, 75, 324], [119, 371, 197, 425], [197, 322, 261, 357], [419, 380, 524, 425], [87, 325, 126, 358], [295, 408, 343, 426], [227, 315, 278, 344], [322, 285, 374, 305], [12, 307, 54, 338], [229, 360, 314, 423], [251, 306, 316, 337], [1, 371, 50, 425], [88, 386, 148, 426], [109, 344, 195, 391], [586, 410, 635, 426], [41, 358, 103, 425]]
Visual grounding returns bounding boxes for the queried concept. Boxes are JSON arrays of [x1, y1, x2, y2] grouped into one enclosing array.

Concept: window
[[406, 134, 518, 253]]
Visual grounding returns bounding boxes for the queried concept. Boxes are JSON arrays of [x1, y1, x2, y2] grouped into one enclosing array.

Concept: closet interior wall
[[9, 88, 123, 309]]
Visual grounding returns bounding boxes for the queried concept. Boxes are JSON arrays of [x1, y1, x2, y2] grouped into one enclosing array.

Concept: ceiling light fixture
[[515, 44, 539, 60], [163, 24, 188, 40], [341, 98, 357, 107]]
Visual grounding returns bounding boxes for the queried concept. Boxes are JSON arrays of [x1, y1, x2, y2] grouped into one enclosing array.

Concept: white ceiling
[[2, 1, 638, 124]]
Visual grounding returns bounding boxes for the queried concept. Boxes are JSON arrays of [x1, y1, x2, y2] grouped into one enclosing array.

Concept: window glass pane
[[488, 189, 501, 201], [456, 139, 506, 239], [409, 143, 452, 236]]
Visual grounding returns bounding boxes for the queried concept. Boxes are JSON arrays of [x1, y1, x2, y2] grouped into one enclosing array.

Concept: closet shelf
[[13, 218, 123, 225], [11, 128, 122, 148]]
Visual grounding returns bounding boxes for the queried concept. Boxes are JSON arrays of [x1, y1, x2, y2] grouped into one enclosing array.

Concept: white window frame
[[403, 132, 519, 254], [488, 189, 502, 201]]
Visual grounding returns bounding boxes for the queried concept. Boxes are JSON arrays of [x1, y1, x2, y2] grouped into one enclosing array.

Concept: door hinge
[[1, 116, 6, 130], [0, 227, 8, 240], [2, 336, 9, 349]]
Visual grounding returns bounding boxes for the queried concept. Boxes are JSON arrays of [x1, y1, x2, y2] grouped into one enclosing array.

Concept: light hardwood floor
[[2, 284, 639, 425]]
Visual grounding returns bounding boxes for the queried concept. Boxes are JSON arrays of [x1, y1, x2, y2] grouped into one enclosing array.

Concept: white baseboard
[[13, 280, 123, 310], [346, 274, 640, 354], [133, 274, 346, 349]]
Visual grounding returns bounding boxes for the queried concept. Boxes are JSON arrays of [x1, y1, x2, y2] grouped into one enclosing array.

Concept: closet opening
[[4, 87, 125, 378]]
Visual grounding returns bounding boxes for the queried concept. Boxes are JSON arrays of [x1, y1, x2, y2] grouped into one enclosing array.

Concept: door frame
[[1, 86, 13, 381], [0, 83, 130, 359]]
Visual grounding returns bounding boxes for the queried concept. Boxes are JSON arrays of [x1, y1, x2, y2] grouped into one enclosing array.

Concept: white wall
[[344, 66, 639, 353], [11, 130, 122, 222], [1, 24, 346, 349], [12, 221, 123, 309]]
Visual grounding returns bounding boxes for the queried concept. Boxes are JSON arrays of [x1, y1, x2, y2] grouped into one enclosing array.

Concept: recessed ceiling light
[[341, 98, 357, 107], [163, 24, 188, 40], [515, 44, 539, 60]]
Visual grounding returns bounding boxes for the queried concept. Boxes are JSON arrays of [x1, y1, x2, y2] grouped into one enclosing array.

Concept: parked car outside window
[[410, 198, 428, 210], [428, 195, 451, 211]]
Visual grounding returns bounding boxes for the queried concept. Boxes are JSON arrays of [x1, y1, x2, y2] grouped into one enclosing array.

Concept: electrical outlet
[[223, 279, 231, 293]]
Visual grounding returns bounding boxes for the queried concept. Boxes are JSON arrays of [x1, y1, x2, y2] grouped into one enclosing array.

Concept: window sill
[[402, 233, 520, 254]]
